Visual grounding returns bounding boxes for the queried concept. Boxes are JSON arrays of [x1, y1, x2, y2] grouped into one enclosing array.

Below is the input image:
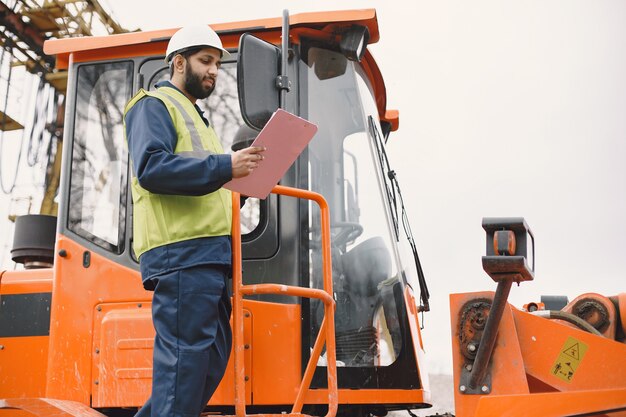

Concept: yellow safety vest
[[124, 86, 232, 258]]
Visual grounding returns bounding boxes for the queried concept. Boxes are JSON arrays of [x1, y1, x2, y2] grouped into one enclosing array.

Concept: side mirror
[[237, 33, 281, 130]]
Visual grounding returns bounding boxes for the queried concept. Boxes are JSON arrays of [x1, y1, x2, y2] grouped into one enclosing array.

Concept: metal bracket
[[459, 366, 492, 395], [275, 75, 291, 92]]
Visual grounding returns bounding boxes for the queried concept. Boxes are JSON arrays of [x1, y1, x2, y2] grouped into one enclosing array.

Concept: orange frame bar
[[231, 185, 338, 417]]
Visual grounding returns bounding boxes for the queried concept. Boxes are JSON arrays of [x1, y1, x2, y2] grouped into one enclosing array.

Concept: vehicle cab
[[1, 9, 431, 417]]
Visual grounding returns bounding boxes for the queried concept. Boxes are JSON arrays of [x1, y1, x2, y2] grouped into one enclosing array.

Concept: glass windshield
[[302, 47, 404, 367]]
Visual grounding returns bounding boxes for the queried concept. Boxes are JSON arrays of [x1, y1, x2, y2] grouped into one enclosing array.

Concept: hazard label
[[551, 336, 588, 383]]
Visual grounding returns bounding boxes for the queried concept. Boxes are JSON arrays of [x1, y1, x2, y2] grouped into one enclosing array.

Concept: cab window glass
[[303, 47, 403, 367], [68, 61, 132, 252], [149, 63, 260, 234]]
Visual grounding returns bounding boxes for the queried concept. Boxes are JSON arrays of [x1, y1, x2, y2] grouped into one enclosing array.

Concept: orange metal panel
[[45, 235, 152, 404], [450, 292, 529, 417], [88, 295, 303, 408], [473, 388, 626, 417], [513, 308, 626, 391], [0, 269, 53, 294], [383, 110, 399, 132], [0, 409, 34, 417], [91, 304, 152, 407], [451, 292, 626, 417], [250, 301, 302, 405], [70, 42, 168, 66], [0, 336, 49, 399], [212, 310, 253, 406], [0, 270, 52, 399], [360, 49, 388, 122], [0, 398, 106, 417]]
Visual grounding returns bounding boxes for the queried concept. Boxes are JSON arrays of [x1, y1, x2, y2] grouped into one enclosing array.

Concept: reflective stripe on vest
[[124, 86, 232, 258]]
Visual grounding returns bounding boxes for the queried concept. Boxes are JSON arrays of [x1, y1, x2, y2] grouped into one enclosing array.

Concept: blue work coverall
[[126, 80, 233, 417]]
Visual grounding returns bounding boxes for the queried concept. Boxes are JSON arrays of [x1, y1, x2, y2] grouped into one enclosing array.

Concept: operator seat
[[341, 236, 391, 298], [333, 236, 392, 366]]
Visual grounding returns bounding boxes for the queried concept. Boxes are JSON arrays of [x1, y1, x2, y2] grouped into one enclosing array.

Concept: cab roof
[[44, 9, 380, 60], [43, 9, 398, 130]]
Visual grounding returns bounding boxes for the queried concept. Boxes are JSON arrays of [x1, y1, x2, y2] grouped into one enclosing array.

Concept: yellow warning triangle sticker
[[562, 343, 580, 360], [552, 337, 588, 383]]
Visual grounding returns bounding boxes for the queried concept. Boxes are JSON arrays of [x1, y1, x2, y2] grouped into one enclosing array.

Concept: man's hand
[[231, 146, 266, 178]]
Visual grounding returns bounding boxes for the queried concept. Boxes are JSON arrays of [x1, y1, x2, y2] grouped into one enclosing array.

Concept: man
[[124, 25, 264, 417]]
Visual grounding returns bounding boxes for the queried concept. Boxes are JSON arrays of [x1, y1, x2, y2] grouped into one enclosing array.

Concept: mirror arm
[[280, 9, 290, 108]]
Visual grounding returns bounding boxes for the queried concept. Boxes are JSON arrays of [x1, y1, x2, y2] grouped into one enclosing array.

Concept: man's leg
[[198, 278, 233, 411], [149, 265, 227, 417]]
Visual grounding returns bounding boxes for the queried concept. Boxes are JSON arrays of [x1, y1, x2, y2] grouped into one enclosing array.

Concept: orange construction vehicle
[[0, 8, 625, 417]]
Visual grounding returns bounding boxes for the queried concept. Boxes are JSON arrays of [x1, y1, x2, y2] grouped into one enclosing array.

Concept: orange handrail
[[231, 185, 338, 417]]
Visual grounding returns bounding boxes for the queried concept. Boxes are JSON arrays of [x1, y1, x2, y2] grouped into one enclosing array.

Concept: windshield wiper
[[369, 117, 430, 312]]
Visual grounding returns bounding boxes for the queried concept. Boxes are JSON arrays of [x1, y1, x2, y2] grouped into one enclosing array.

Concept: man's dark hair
[[169, 47, 203, 77]]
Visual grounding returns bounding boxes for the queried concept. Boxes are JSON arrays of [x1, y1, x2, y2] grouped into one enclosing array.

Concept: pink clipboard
[[224, 109, 318, 199]]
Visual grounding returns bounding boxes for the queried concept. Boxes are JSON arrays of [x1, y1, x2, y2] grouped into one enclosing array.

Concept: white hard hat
[[165, 24, 230, 64]]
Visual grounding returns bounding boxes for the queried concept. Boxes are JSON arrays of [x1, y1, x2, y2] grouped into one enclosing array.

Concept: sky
[[1, 0, 625, 379]]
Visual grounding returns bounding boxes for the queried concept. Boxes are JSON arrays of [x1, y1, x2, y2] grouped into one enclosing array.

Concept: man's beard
[[184, 62, 216, 100]]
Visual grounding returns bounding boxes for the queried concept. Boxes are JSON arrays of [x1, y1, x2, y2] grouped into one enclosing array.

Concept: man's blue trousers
[[136, 264, 232, 417]]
